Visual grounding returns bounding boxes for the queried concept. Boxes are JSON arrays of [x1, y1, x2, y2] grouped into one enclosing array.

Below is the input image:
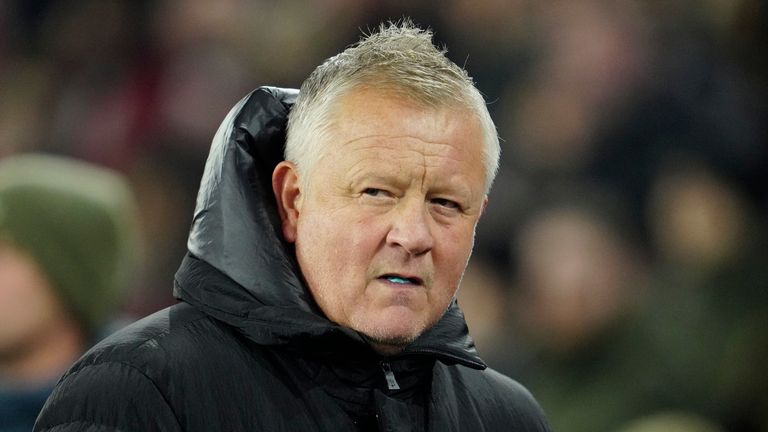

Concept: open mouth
[[379, 274, 423, 286]]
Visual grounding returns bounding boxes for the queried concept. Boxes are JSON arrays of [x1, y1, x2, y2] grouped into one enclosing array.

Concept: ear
[[272, 161, 302, 243]]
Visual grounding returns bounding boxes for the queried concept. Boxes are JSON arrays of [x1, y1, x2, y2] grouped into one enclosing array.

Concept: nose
[[386, 198, 435, 256]]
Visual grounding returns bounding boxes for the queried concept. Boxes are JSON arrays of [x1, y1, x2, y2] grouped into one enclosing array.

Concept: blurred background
[[0, 0, 766, 430]]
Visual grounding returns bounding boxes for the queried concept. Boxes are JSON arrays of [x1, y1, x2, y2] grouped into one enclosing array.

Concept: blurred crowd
[[1, 0, 766, 431]]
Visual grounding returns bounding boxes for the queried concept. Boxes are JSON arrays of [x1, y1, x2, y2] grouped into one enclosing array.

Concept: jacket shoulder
[[35, 303, 212, 432], [434, 363, 552, 432]]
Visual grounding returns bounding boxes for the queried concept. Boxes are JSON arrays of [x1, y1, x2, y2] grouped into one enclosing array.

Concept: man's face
[[274, 88, 487, 354]]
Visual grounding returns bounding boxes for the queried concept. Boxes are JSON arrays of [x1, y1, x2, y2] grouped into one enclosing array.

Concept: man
[[35, 22, 550, 431], [0, 154, 139, 432]]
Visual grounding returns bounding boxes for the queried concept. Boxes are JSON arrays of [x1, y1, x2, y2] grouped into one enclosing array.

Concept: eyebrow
[[347, 170, 409, 190]]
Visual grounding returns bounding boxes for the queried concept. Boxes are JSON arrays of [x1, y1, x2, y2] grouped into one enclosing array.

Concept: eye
[[431, 198, 461, 211], [362, 188, 386, 197], [360, 188, 395, 201]]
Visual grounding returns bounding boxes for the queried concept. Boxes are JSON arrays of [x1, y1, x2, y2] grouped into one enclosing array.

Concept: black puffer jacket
[[34, 87, 551, 432]]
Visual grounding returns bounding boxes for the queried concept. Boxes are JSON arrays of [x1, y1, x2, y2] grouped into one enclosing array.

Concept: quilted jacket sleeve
[[34, 361, 182, 432]]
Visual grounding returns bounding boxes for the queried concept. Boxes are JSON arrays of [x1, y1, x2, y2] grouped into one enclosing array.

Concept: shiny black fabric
[[34, 87, 551, 432]]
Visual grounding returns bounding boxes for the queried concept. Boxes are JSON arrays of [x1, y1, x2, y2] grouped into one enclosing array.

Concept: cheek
[[0, 255, 62, 342], [0, 253, 51, 310], [295, 208, 387, 323], [295, 209, 380, 282], [435, 224, 477, 279]]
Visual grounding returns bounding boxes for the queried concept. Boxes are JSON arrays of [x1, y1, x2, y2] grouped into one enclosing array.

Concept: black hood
[[174, 86, 485, 369]]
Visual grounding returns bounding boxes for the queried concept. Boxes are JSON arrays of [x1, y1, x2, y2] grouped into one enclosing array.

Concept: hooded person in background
[[0, 154, 140, 432], [35, 22, 551, 431]]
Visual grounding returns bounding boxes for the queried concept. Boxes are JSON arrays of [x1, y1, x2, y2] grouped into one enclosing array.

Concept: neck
[[0, 317, 85, 385]]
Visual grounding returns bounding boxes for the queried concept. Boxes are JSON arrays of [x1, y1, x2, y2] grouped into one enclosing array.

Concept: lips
[[379, 274, 423, 286]]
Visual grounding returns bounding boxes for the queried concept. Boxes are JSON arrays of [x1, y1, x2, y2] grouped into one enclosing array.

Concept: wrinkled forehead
[[335, 92, 481, 153], [313, 89, 486, 187], [329, 86, 479, 138]]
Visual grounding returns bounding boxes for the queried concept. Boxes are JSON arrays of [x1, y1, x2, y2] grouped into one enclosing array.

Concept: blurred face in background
[[274, 88, 488, 354], [515, 208, 640, 351], [0, 242, 67, 364], [649, 165, 748, 268]]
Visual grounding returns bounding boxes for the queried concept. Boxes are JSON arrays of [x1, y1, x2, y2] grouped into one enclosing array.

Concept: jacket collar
[[174, 86, 486, 370]]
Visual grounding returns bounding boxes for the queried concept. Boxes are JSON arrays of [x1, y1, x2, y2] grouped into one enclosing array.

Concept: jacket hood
[[174, 86, 485, 369]]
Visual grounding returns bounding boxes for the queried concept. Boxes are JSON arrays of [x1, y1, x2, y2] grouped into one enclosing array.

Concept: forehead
[[327, 88, 484, 160], [306, 88, 487, 201]]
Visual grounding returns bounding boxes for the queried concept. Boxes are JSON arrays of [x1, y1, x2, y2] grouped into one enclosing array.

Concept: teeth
[[385, 276, 411, 284]]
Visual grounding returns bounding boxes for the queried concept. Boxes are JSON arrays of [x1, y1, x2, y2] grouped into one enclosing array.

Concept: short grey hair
[[285, 20, 500, 194]]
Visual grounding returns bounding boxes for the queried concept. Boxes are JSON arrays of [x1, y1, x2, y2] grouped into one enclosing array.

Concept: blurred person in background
[[34, 22, 551, 431], [0, 154, 140, 432], [627, 159, 768, 430], [508, 162, 768, 431], [507, 189, 650, 432]]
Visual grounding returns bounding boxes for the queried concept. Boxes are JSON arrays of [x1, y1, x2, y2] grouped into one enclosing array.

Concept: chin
[[353, 311, 431, 352], [366, 327, 418, 345], [362, 330, 418, 355]]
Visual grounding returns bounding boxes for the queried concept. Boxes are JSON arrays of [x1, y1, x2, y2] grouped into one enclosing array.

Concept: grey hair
[[285, 20, 500, 194]]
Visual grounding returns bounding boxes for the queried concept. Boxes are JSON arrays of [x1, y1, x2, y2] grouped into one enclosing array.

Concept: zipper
[[380, 361, 400, 390]]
